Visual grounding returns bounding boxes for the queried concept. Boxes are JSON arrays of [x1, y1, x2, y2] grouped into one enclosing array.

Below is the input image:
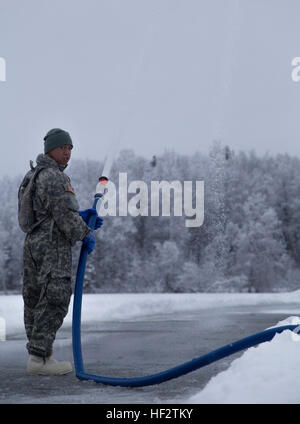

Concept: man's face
[[48, 144, 72, 166]]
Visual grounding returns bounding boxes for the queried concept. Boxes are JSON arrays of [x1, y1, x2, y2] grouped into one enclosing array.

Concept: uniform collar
[[35, 153, 68, 172]]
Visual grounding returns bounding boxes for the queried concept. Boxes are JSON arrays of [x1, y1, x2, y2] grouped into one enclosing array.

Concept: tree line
[[0, 142, 300, 294]]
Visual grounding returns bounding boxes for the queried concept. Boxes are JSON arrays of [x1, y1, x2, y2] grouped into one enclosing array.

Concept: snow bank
[[69, 290, 300, 328], [185, 316, 300, 404], [1, 291, 300, 337]]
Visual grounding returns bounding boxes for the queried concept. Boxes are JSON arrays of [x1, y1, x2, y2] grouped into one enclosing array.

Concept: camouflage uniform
[[22, 154, 90, 358]]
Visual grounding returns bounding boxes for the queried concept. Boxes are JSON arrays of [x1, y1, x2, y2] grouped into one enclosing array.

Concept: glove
[[78, 208, 103, 230], [82, 232, 96, 254]]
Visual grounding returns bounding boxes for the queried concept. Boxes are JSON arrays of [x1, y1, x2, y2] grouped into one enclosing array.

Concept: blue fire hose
[[72, 194, 300, 388]]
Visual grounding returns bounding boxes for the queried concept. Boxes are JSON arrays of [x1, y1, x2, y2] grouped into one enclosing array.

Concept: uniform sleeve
[[41, 170, 90, 245]]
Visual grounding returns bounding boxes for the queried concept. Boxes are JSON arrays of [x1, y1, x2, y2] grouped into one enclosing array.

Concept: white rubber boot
[[27, 354, 72, 375]]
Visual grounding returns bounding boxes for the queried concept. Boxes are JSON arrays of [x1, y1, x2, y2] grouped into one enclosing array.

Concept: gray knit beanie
[[44, 128, 73, 154]]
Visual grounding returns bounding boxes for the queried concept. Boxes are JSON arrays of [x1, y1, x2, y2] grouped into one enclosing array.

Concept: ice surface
[[1, 291, 300, 403]]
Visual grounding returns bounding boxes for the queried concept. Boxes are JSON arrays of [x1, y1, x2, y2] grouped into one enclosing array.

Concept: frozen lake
[[0, 293, 299, 404]]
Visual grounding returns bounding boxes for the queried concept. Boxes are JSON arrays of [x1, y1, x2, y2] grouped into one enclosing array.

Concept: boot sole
[[27, 367, 73, 375]]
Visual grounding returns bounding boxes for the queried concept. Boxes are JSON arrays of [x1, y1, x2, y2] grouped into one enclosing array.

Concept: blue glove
[[78, 208, 103, 230], [82, 232, 96, 254]]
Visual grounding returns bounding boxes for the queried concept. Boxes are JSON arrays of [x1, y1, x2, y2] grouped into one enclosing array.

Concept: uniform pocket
[[46, 276, 72, 310], [51, 230, 72, 279]]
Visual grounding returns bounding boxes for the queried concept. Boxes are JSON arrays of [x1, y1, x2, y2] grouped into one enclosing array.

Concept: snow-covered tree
[[234, 193, 289, 292], [1, 146, 300, 294]]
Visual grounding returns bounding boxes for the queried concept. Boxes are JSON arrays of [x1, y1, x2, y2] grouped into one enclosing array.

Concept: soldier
[[22, 128, 102, 375]]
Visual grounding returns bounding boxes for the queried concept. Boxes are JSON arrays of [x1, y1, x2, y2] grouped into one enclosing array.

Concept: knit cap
[[44, 128, 73, 154]]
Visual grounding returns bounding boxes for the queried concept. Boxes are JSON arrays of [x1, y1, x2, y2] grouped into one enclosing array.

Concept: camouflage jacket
[[32, 153, 90, 246]]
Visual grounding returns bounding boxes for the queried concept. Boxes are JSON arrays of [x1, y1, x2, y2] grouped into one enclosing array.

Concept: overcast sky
[[1, 0, 300, 177]]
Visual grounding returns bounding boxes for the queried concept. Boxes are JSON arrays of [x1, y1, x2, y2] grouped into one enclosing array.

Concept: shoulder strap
[[26, 165, 49, 233]]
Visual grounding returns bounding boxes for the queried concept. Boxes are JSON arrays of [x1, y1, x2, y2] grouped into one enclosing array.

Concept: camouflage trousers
[[22, 226, 72, 358]]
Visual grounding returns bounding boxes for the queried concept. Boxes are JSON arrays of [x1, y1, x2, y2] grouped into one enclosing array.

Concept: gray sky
[[1, 0, 300, 177]]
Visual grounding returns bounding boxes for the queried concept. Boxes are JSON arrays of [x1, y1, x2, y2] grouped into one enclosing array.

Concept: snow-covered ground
[[1, 291, 300, 404]]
